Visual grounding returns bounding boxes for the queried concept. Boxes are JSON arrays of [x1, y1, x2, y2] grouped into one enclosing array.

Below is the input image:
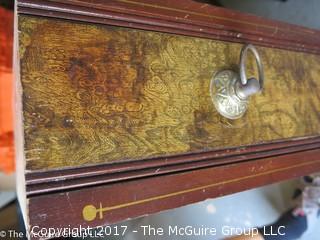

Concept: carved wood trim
[[17, 0, 320, 54], [26, 136, 320, 196], [28, 146, 320, 229]]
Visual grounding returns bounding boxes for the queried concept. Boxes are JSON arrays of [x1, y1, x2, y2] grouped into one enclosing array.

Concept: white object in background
[[0, 173, 16, 209], [0, 191, 16, 210], [0, 173, 16, 190]]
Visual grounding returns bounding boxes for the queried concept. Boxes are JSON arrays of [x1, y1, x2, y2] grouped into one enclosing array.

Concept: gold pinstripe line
[[99, 158, 320, 212]]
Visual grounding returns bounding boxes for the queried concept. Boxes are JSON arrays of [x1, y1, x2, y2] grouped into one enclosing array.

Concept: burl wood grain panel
[[19, 15, 320, 170]]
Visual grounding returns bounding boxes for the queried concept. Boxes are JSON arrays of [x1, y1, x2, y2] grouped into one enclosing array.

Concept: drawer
[[15, 0, 320, 237], [19, 16, 320, 171]]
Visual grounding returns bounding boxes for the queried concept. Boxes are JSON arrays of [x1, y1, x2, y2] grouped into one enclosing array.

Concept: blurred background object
[[0, 0, 17, 232], [0, 1, 19, 236], [197, 0, 320, 30], [0, 0, 14, 174]]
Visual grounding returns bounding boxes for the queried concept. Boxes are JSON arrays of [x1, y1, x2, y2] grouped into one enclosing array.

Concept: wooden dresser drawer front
[[19, 15, 320, 171]]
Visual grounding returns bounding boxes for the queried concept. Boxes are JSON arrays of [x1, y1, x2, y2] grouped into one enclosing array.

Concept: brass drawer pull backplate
[[210, 44, 264, 119]]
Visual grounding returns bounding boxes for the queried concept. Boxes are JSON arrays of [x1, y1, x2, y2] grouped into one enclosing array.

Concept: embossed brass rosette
[[210, 44, 264, 119]]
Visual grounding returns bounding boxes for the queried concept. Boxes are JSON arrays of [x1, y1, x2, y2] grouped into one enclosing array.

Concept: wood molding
[[17, 0, 320, 54], [28, 146, 320, 230], [26, 136, 320, 196]]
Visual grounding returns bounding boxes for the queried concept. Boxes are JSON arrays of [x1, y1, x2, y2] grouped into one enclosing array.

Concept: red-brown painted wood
[[17, 0, 320, 54], [29, 147, 320, 232]]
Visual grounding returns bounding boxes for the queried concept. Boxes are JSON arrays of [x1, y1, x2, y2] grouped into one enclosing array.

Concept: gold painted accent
[[117, 0, 315, 35], [19, 16, 320, 170], [82, 205, 97, 222], [82, 158, 320, 221]]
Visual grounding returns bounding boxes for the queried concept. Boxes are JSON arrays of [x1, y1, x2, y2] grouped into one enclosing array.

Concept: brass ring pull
[[239, 44, 264, 89], [210, 44, 265, 119], [235, 44, 264, 100]]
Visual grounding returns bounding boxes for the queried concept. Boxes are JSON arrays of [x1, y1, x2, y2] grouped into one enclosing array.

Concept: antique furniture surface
[[15, 0, 320, 237]]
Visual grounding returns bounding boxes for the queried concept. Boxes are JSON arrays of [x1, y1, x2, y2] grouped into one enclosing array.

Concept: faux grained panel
[[19, 16, 320, 170]]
